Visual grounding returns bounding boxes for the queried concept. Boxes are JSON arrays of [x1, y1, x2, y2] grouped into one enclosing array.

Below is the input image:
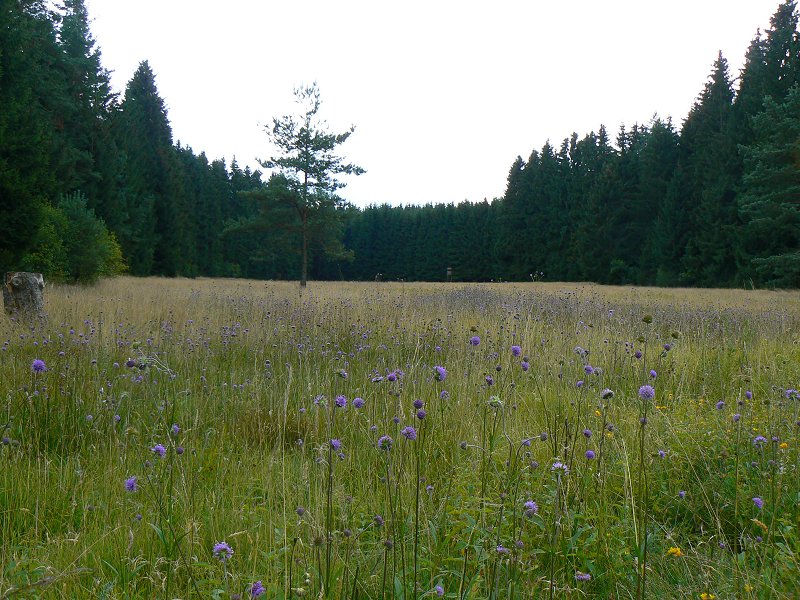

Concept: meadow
[[2, 277, 799, 599]]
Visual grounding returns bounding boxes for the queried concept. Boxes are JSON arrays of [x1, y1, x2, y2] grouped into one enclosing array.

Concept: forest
[[2, 0, 799, 287]]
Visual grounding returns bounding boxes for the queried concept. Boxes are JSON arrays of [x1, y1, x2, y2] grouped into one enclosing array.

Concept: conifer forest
[[2, 0, 800, 287]]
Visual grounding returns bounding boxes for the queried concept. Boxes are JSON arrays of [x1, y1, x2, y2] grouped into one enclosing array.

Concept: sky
[[84, 0, 781, 207]]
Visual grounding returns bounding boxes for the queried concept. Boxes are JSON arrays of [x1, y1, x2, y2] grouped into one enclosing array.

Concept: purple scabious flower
[[330, 439, 342, 451], [125, 476, 138, 492], [485, 375, 494, 386], [434, 365, 447, 381], [715, 400, 725, 410], [753, 435, 768, 447], [496, 544, 509, 555], [649, 369, 657, 379], [634, 350, 643, 360], [386, 371, 397, 382], [440, 389, 450, 399], [352, 397, 365, 409], [585, 449, 596, 459], [601, 388, 614, 399], [678, 490, 686, 499], [374, 514, 384, 527], [575, 571, 591, 582], [752, 496, 764, 509], [413, 399, 424, 409], [521, 361, 530, 372], [576, 380, 584, 388], [658, 449, 666, 458], [435, 584, 444, 596], [745, 390, 753, 400], [733, 413, 741, 422], [378, 435, 393, 451], [663, 343, 671, 351], [639, 385, 655, 400], [469, 335, 481, 346], [335, 395, 347, 408], [584, 365, 594, 375], [416, 409, 426, 420], [583, 428, 592, 438], [31, 359, 46, 373], [551, 461, 569, 475], [152, 444, 167, 458], [250, 580, 266, 597], [511, 345, 522, 357], [524, 500, 539, 517], [213, 541, 233, 561], [401, 426, 417, 441], [171, 423, 180, 436]]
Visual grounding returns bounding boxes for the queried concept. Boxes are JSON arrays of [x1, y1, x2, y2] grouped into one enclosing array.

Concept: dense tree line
[[2, 0, 799, 287]]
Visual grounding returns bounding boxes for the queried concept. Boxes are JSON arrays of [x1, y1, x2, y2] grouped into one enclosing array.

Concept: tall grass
[[1, 277, 799, 598]]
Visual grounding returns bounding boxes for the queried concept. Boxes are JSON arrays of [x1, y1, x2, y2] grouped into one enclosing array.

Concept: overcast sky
[[84, 0, 779, 207]]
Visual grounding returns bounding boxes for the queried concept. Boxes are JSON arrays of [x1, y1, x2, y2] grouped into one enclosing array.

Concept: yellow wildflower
[[595, 410, 601, 417], [780, 442, 788, 449], [666, 546, 683, 557], [700, 594, 715, 600]]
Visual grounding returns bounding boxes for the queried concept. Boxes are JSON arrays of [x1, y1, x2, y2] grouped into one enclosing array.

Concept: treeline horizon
[[2, 0, 799, 287]]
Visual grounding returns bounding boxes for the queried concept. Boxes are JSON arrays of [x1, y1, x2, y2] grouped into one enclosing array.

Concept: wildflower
[[434, 365, 447, 381], [733, 413, 741, 423], [125, 476, 138, 492], [585, 449, 596, 459], [496, 545, 509, 555], [296, 506, 306, 517], [330, 439, 342, 451], [658, 449, 666, 459], [171, 423, 180, 436], [551, 461, 569, 475], [634, 350, 643, 359], [663, 343, 671, 351], [700, 594, 715, 600], [649, 369, 657, 379], [413, 399, 424, 409], [470, 335, 480, 346], [386, 372, 397, 382], [213, 541, 234, 561], [151, 444, 166, 458], [31, 359, 46, 373], [401, 426, 417, 441], [378, 435, 393, 450], [485, 375, 494, 386], [374, 515, 385, 527], [601, 388, 614, 399], [335, 395, 347, 408], [780, 442, 788, 449], [745, 390, 753, 400], [583, 428, 592, 438], [575, 571, 591, 582], [176, 446, 184, 455], [521, 361, 530, 371], [435, 584, 444, 596], [416, 409, 426, 420], [440, 389, 450, 399], [666, 546, 683, 557], [753, 435, 767, 447], [352, 397, 365, 409], [678, 490, 686, 499], [250, 580, 266, 597], [524, 500, 539, 517], [639, 385, 655, 400], [752, 496, 764, 509], [511, 345, 522, 357], [584, 365, 594, 375], [426, 484, 434, 494]]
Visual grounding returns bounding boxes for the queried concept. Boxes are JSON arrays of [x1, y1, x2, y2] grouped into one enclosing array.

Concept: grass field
[[2, 277, 799, 598]]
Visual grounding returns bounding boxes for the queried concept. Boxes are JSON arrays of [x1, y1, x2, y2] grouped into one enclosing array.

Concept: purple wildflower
[[634, 350, 643, 360], [335, 395, 347, 408], [213, 541, 233, 561], [576, 380, 584, 388], [575, 571, 591, 582], [378, 435, 393, 451], [752, 497, 764, 509], [434, 365, 447, 381], [658, 449, 666, 458], [753, 436, 767, 447], [601, 388, 614, 399], [511, 345, 522, 357], [639, 385, 655, 400], [31, 359, 46, 373], [151, 444, 166, 458], [733, 413, 741, 422], [413, 399, 424, 409], [401, 426, 417, 441], [469, 335, 480, 346], [715, 400, 725, 410], [496, 545, 509, 555], [125, 476, 138, 492], [171, 423, 180, 436], [678, 490, 686, 499], [524, 500, 539, 517], [583, 428, 592, 438], [649, 369, 657, 379], [250, 580, 265, 597], [745, 390, 753, 400], [521, 361, 530, 371], [416, 409, 426, 420], [352, 397, 364, 409], [485, 375, 494, 386], [374, 514, 384, 527], [330, 439, 342, 451], [435, 584, 444, 596], [584, 365, 594, 375]]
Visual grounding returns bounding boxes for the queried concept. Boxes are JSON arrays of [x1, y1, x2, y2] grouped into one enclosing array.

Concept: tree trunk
[[300, 213, 308, 288], [3, 272, 46, 322]]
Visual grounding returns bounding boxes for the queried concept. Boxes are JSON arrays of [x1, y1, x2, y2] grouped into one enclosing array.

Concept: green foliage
[[20, 192, 126, 283]]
